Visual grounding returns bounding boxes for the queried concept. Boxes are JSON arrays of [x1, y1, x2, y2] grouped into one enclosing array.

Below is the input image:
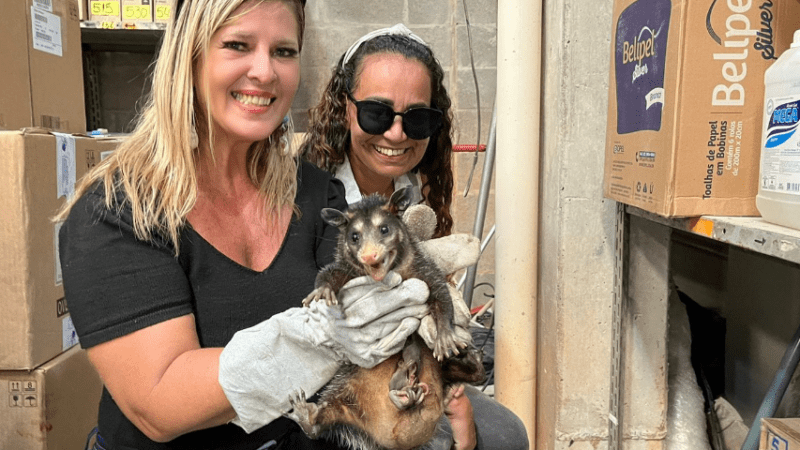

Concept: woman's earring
[[281, 114, 295, 156]]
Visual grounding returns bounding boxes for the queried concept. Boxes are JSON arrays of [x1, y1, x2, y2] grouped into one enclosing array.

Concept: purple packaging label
[[614, 0, 671, 134]]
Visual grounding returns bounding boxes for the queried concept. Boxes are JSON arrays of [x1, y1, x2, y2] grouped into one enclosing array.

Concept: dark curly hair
[[301, 33, 454, 238]]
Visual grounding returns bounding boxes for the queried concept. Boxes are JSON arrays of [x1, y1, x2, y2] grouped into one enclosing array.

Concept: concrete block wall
[[293, 0, 499, 305]]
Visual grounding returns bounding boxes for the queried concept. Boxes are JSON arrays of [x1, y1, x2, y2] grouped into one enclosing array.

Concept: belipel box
[[603, 0, 800, 217], [0, 0, 85, 133], [0, 346, 103, 450], [760, 418, 800, 450], [0, 129, 123, 370]]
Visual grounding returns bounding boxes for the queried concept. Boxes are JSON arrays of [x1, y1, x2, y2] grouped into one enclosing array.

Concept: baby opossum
[[287, 187, 485, 450], [304, 187, 464, 360]]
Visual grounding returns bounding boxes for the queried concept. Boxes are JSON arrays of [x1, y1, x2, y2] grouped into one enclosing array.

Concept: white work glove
[[219, 272, 429, 433], [401, 204, 481, 353]]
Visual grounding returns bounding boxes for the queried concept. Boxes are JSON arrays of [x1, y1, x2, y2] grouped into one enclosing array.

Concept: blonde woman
[[57, 2, 430, 449]]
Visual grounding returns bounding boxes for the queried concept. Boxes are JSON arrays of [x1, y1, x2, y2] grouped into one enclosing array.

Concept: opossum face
[[321, 187, 414, 281], [342, 208, 406, 281]]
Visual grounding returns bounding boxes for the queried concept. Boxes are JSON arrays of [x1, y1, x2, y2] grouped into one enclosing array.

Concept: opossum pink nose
[[360, 252, 380, 265]]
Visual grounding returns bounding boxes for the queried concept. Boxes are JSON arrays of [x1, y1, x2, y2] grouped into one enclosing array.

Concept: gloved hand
[[219, 272, 429, 433], [402, 204, 481, 352], [327, 272, 430, 366]]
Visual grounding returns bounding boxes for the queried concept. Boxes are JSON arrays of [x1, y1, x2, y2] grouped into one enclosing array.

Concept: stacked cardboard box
[[603, 0, 800, 217], [0, 129, 121, 448], [0, 0, 86, 133], [0, 129, 122, 370], [0, 346, 104, 450]]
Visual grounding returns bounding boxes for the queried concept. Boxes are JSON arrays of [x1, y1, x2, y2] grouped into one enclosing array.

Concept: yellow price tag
[[91, 1, 120, 16], [123, 5, 151, 20], [155, 5, 171, 20], [100, 21, 116, 29]]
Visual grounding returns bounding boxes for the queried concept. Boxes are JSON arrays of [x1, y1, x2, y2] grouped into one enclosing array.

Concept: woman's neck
[[196, 145, 256, 201], [353, 172, 393, 198], [349, 159, 394, 198]]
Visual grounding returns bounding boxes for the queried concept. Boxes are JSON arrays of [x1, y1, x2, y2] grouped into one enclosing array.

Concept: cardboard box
[[760, 418, 800, 450], [0, 129, 123, 370], [88, 0, 121, 27], [603, 0, 800, 217], [0, 0, 86, 133], [1, 346, 103, 450], [121, 0, 152, 28]]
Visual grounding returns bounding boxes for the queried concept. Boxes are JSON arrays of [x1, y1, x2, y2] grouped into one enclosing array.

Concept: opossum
[[286, 187, 485, 450]]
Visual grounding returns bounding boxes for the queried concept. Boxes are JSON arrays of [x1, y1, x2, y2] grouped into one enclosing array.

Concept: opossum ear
[[388, 186, 414, 215], [321, 208, 349, 228]]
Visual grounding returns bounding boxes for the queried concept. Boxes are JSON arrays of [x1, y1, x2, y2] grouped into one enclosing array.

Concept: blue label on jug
[[614, 0, 671, 134], [765, 100, 799, 149]]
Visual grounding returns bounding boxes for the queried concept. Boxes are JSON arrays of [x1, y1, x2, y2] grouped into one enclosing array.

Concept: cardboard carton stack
[[1, 347, 104, 450], [603, 0, 800, 217], [0, 129, 120, 449], [1, 1, 122, 447]]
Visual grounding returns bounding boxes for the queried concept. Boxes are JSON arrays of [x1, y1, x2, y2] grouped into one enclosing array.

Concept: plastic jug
[[756, 29, 800, 230]]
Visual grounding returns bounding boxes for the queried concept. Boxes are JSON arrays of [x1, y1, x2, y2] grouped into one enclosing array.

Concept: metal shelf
[[626, 205, 800, 266], [620, 204, 800, 450], [80, 23, 164, 52]]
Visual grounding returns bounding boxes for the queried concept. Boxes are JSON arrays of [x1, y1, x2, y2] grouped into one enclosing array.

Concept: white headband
[[341, 23, 428, 69]]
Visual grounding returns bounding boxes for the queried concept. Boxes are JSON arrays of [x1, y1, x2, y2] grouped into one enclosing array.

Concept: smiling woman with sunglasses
[[301, 25, 529, 450], [302, 24, 455, 238]]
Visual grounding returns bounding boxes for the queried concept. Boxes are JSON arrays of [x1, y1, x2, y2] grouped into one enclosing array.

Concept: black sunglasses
[[347, 92, 443, 140]]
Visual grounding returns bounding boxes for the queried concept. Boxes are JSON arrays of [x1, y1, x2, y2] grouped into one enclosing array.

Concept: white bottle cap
[[794, 29, 800, 48]]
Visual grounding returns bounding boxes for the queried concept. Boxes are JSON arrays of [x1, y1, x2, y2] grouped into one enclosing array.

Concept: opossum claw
[[302, 286, 338, 307], [389, 383, 429, 409], [432, 326, 464, 361], [285, 389, 323, 438]]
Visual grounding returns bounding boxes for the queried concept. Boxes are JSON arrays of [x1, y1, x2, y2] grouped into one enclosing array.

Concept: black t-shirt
[[59, 161, 348, 450]]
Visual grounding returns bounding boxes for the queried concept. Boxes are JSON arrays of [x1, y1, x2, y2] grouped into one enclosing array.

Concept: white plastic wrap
[[665, 290, 712, 450]]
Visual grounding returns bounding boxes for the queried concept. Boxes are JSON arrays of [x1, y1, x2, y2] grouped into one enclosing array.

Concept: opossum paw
[[432, 326, 463, 361], [285, 390, 322, 438], [389, 383, 429, 410], [301, 287, 338, 307]]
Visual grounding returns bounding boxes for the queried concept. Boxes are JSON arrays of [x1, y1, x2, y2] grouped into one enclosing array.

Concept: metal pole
[[741, 322, 800, 450], [462, 102, 497, 309]]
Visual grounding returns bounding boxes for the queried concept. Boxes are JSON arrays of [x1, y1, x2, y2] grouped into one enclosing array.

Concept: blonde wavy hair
[[56, 0, 306, 255]]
